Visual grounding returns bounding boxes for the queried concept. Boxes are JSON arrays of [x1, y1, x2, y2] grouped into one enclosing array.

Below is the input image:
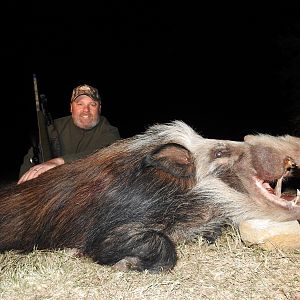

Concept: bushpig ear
[[142, 143, 195, 178]]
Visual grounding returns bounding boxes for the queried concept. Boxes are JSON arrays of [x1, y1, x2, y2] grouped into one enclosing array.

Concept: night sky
[[2, 8, 300, 183]]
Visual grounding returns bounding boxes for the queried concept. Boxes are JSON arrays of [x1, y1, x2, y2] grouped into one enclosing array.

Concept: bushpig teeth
[[275, 176, 283, 197], [293, 189, 300, 206], [284, 156, 296, 171]]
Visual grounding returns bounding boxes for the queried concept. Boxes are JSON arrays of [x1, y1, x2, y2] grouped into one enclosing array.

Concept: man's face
[[70, 95, 101, 129]]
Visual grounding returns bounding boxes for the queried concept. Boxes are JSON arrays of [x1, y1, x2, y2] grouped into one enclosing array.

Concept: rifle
[[31, 74, 61, 164]]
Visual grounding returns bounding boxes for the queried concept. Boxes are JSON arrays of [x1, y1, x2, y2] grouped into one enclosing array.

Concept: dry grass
[[0, 226, 299, 300]]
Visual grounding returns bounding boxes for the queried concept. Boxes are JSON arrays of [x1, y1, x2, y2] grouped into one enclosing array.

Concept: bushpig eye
[[215, 151, 223, 158], [214, 149, 230, 159]]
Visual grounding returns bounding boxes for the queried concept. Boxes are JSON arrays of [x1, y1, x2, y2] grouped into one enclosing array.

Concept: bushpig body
[[0, 121, 300, 272]]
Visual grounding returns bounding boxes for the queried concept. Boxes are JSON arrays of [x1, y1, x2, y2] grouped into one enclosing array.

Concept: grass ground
[[0, 226, 299, 300]]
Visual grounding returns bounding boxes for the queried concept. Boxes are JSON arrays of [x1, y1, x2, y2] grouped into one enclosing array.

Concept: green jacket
[[19, 115, 121, 177]]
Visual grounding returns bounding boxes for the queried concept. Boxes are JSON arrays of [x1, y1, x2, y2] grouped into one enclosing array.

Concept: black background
[[2, 6, 300, 183]]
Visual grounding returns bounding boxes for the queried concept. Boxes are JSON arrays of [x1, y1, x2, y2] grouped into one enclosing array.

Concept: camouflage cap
[[71, 84, 101, 103]]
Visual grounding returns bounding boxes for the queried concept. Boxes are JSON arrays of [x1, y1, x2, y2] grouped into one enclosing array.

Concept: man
[[18, 84, 121, 184]]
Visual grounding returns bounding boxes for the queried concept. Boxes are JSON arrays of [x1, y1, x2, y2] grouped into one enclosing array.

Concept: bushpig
[[0, 120, 300, 272]]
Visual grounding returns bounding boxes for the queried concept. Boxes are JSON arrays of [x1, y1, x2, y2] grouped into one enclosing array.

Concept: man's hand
[[18, 157, 65, 184]]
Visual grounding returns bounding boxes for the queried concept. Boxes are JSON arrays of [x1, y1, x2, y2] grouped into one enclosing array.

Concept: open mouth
[[254, 157, 300, 209]]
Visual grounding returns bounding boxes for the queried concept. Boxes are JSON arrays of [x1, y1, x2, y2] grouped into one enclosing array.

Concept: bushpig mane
[[0, 120, 300, 272]]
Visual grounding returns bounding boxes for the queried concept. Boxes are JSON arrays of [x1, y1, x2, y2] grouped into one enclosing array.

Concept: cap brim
[[71, 93, 100, 102]]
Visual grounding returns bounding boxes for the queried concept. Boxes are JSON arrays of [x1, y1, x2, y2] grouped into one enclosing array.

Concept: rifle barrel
[[32, 74, 57, 163]]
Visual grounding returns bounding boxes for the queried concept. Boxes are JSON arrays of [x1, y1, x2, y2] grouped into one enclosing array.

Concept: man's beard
[[73, 114, 100, 130]]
